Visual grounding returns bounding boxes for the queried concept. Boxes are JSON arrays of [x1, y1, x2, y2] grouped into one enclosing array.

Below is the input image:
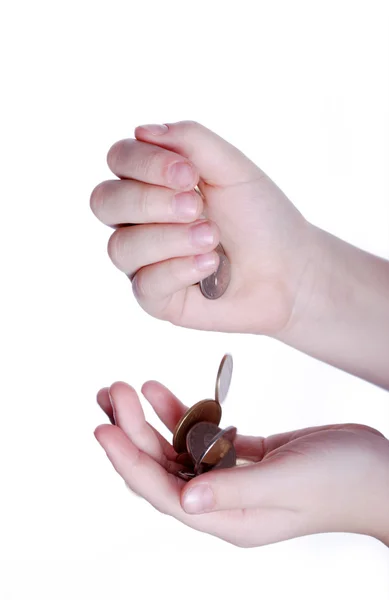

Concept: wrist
[[273, 225, 389, 389]]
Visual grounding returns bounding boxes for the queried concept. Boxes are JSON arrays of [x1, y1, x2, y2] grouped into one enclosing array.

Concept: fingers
[[109, 382, 166, 465], [141, 381, 188, 433], [98, 382, 176, 467], [141, 381, 265, 461], [233, 435, 266, 461], [180, 458, 300, 515], [134, 120, 262, 187], [132, 252, 219, 315], [107, 220, 220, 278], [94, 424, 183, 516], [94, 422, 235, 541], [90, 180, 204, 226], [107, 138, 199, 191]]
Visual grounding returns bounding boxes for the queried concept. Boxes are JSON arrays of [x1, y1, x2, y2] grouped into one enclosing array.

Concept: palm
[[95, 380, 385, 547], [169, 175, 309, 334]]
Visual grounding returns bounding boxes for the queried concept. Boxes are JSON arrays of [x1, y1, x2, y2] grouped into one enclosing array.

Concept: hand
[[90, 120, 389, 389], [90, 120, 315, 335], [95, 381, 389, 548]]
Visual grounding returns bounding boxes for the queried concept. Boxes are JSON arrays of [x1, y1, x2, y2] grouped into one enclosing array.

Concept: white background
[[1, 0, 388, 598]]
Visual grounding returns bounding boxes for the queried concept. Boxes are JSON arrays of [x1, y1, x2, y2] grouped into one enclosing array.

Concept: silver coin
[[186, 421, 221, 463], [177, 470, 196, 481], [199, 244, 231, 300], [215, 354, 233, 405], [194, 185, 231, 300], [194, 426, 237, 475]]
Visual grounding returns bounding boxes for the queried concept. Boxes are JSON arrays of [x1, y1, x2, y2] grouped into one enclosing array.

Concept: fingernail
[[182, 485, 214, 514], [195, 252, 218, 271], [168, 162, 194, 188], [172, 192, 199, 219], [138, 124, 168, 135], [108, 390, 116, 425], [190, 221, 215, 247]]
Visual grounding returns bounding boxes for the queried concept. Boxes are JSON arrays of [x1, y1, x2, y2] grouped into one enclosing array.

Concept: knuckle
[[90, 181, 107, 216], [125, 446, 144, 479], [138, 185, 154, 220], [131, 446, 143, 470], [141, 146, 164, 177], [107, 229, 126, 269], [179, 119, 201, 131], [133, 267, 162, 304], [167, 257, 184, 282], [106, 140, 123, 169], [132, 270, 148, 301], [149, 223, 168, 249]]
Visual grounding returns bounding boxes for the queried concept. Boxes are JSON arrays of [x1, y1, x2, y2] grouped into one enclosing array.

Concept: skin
[[90, 120, 389, 547], [90, 120, 389, 389], [95, 381, 389, 548]]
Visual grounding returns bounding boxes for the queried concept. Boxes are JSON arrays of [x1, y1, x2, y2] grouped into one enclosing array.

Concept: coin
[[177, 469, 196, 481], [199, 244, 231, 300], [173, 399, 222, 453], [195, 426, 237, 474], [194, 185, 231, 300], [212, 444, 237, 471], [195, 443, 236, 475], [186, 421, 221, 463], [176, 453, 194, 467], [215, 354, 233, 405]]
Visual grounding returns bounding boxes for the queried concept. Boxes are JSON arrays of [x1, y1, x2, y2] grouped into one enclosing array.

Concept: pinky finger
[[132, 252, 219, 315]]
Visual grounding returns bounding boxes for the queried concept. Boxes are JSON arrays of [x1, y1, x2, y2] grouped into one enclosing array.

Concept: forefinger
[[107, 139, 199, 191]]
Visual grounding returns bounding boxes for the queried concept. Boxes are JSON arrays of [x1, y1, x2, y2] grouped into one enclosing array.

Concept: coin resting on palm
[[193, 423, 237, 476], [173, 354, 238, 480], [172, 400, 221, 454]]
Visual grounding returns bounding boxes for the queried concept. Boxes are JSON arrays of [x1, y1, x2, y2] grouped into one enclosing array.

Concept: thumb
[[134, 120, 262, 187], [180, 458, 301, 514]]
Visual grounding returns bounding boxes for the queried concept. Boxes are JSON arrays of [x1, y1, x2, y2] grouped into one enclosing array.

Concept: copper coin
[[186, 421, 221, 463], [215, 354, 233, 405], [176, 453, 193, 467], [195, 426, 237, 474], [199, 244, 231, 300], [173, 399, 222, 453]]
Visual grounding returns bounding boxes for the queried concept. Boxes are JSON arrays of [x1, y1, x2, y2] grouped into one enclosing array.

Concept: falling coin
[[173, 399, 222, 453], [215, 354, 233, 405], [186, 421, 221, 464]]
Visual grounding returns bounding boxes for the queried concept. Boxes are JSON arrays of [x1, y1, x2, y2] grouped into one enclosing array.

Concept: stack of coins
[[173, 354, 237, 480]]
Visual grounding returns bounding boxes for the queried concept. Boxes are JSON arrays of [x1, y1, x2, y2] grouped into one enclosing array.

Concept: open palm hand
[[95, 381, 389, 547]]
